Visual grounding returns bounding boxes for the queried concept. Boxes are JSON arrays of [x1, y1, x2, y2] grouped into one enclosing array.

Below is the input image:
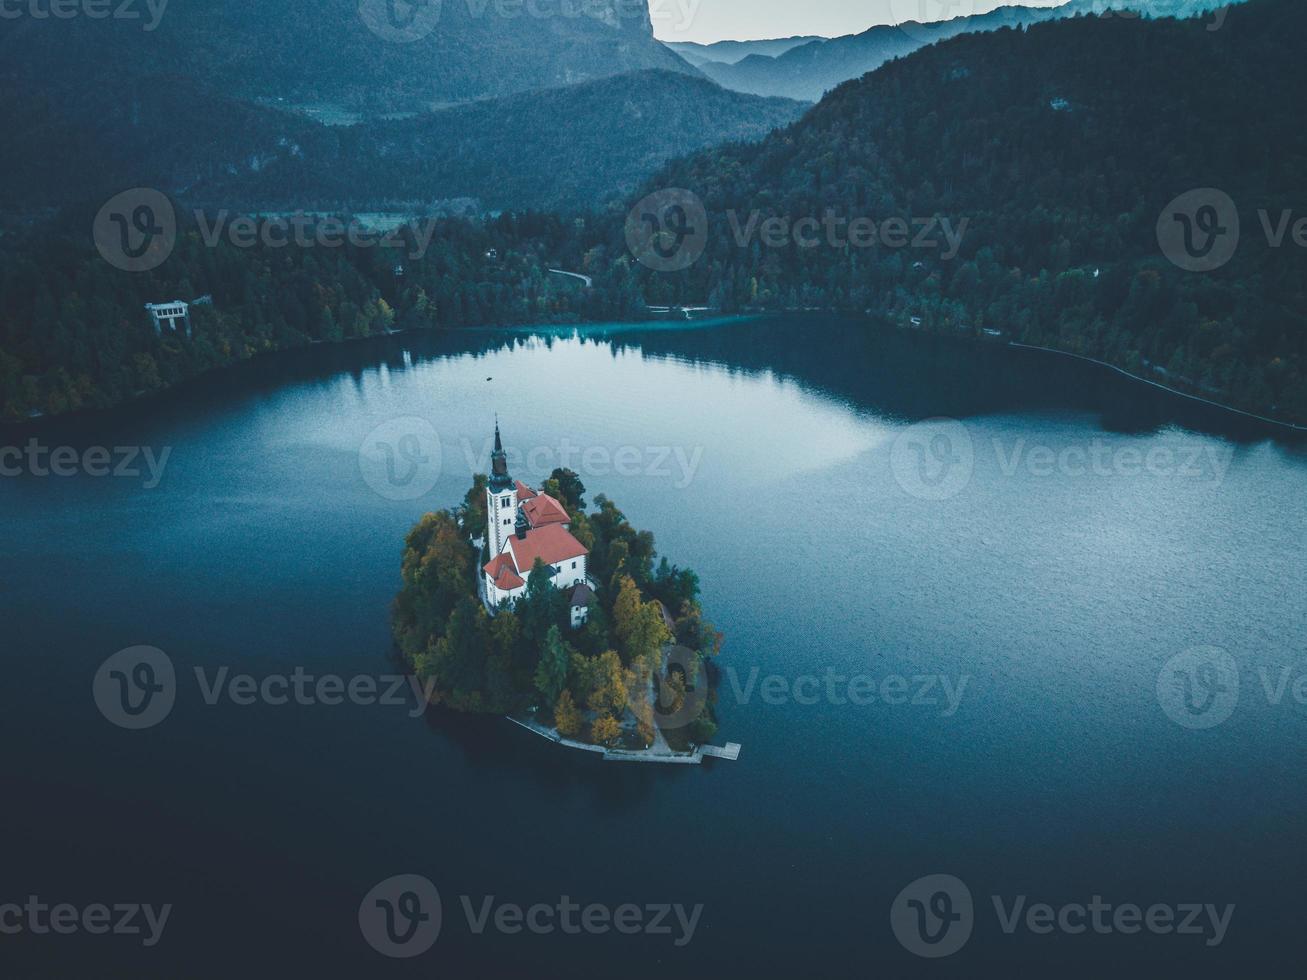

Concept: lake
[[3, 315, 1305, 976]]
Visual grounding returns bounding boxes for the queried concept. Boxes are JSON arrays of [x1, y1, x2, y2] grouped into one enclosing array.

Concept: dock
[[699, 743, 742, 761], [508, 716, 740, 765]]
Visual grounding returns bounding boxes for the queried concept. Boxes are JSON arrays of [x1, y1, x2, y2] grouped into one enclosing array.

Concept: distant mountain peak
[[693, 0, 1248, 101], [3, 0, 695, 112]]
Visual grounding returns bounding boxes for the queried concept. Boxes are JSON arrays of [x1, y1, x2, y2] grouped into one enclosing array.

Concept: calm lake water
[[3, 315, 1305, 977]]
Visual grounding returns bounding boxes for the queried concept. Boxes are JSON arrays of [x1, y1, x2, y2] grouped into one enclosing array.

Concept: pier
[[507, 715, 740, 765]]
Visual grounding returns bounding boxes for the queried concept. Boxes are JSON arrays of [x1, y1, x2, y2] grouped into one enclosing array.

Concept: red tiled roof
[[523, 492, 570, 528], [515, 480, 538, 502], [507, 523, 588, 571], [484, 552, 525, 592]]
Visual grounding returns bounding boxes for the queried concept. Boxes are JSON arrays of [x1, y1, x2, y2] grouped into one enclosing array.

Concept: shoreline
[[0, 315, 752, 432], [6, 314, 1303, 437], [506, 715, 741, 766], [1007, 342, 1307, 435]]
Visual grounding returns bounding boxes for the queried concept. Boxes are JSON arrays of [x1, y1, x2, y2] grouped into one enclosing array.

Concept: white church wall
[[487, 488, 516, 555]]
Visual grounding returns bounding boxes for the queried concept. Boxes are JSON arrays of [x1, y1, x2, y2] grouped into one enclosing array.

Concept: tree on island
[[542, 468, 587, 514], [590, 714, 622, 748], [554, 690, 583, 739], [461, 474, 489, 552], [534, 626, 572, 711], [613, 575, 672, 675], [519, 559, 568, 651], [585, 650, 632, 716]]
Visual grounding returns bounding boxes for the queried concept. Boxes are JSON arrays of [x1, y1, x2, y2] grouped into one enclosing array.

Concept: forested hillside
[[2, 0, 1303, 425], [0, 71, 807, 214], [0, 210, 618, 419], [622, 0, 1307, 422]]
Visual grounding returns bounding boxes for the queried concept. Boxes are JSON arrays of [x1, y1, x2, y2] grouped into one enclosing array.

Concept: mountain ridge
[[0, 69, 809, 215], [0, 0, 697, 113], [664, 36, 824, 66], [696, 0, 1243, 100]]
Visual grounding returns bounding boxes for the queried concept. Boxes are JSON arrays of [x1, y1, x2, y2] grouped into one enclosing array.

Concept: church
[[481, 424, 593, 626]]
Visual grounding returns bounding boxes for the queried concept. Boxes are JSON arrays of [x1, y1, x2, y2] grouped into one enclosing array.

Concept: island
[[392, 423, 737, 763]]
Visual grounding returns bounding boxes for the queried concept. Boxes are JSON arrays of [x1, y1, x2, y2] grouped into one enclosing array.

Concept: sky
[[649, 0, 1069, 44]]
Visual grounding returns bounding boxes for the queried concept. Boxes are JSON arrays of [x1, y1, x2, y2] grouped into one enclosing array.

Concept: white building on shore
[[482, 424, 590, 611]]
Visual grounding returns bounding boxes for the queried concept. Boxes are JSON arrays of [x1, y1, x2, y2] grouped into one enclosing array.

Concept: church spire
[[489, 418, 513, 493]]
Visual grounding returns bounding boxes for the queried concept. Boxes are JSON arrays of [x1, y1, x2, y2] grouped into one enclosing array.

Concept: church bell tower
[[486, 422, 516, 557]]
